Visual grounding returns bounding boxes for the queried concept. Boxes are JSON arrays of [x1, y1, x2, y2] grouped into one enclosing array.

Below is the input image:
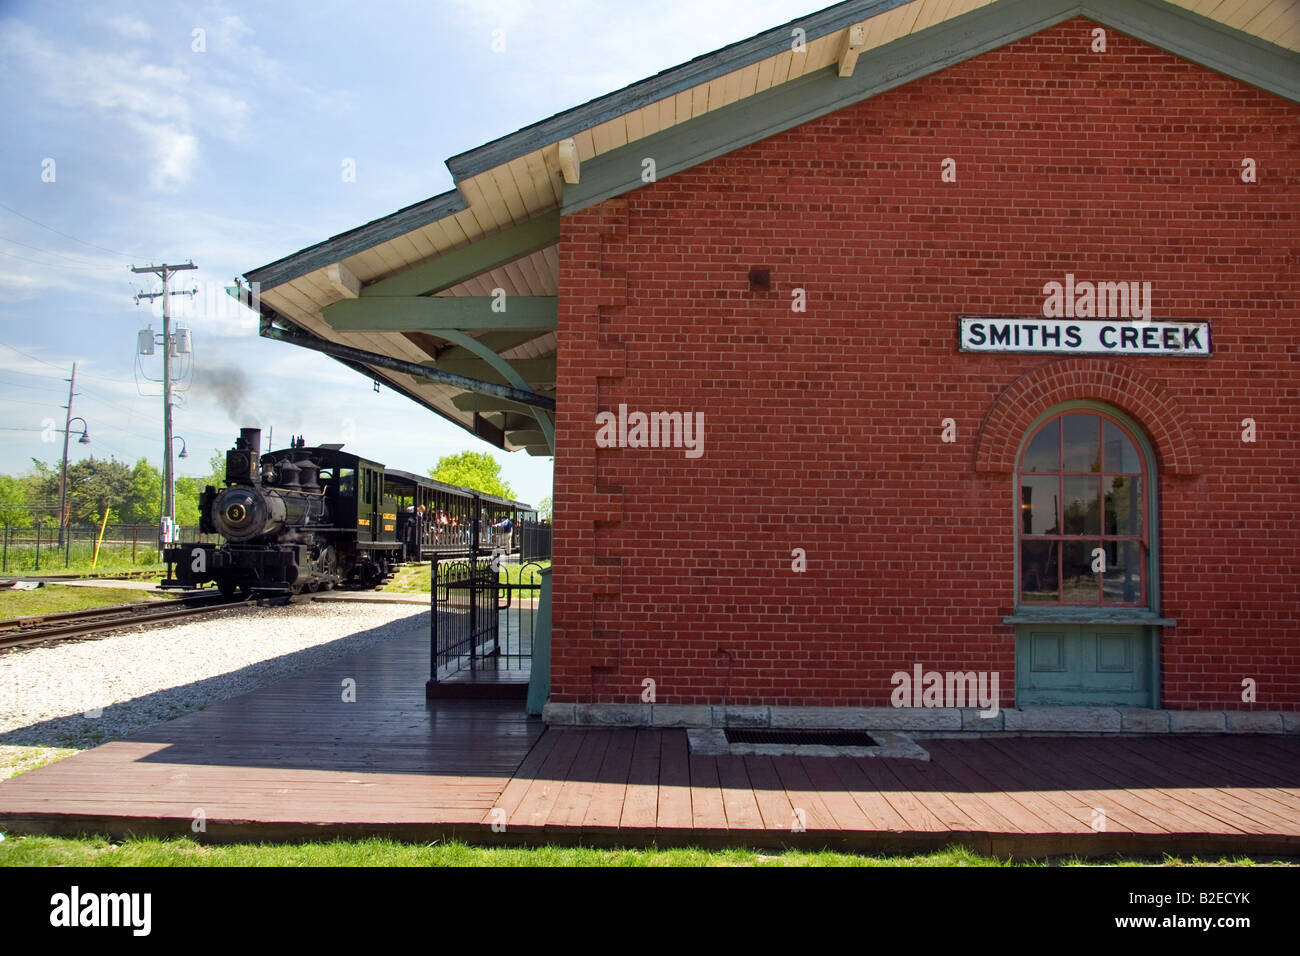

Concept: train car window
[[339, 469, 355, 496]]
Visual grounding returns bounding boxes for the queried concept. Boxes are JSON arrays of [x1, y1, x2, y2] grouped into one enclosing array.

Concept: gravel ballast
[[0, 601, 427, 757]]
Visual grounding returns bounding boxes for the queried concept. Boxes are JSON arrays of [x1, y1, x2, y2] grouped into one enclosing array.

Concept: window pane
[[1022, 420, 1059, 472], [1102, 540, 1143, 603], [1020, 476, 1060, 535], [1103, 476, 1141, 536], [1020, 541, 1057, 602], [1103, 420, 1142, 474], [1063, 477, 1101, 535], [1062, 541, 1099, 601], [1062, 414, 1101, 472]]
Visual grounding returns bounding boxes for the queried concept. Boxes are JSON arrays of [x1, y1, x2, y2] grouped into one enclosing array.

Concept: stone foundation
[[541, 703, 1300, 735]]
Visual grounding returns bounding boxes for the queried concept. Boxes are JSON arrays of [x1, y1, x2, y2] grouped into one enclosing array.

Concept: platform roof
[[242, 0, 1300, 456]]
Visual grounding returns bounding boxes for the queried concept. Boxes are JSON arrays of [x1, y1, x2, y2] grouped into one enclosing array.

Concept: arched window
[[1017, 408, 1150, 606]]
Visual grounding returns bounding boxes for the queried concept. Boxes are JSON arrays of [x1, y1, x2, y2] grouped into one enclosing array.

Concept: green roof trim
[[444, 0, 916, 180], [564, 0, 1300, 213]]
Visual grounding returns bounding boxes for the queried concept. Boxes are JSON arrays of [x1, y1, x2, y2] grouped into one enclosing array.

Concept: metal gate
[[428, 555, 548, 685], [430, 556, 500, 677]]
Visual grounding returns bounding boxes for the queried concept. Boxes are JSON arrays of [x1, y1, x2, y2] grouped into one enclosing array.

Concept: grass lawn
[[0, 746, 80, 781], [0, 584, 176, 621], [0, 835, 1288, 866], [383, 560, 550, 594]]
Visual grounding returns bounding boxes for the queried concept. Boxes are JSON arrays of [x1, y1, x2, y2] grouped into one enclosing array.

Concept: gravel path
[[0, 602, 427, 760]]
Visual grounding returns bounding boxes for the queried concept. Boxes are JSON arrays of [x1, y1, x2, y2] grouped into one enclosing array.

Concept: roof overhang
[[241, 0, 1300, 454]]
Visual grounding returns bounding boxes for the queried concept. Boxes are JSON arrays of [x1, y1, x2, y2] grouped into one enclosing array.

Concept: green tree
[[173, 477, 204, 526], [537, 495, 553, 521], [64, 457, 133, 525], [23, 459, 60, 520], [205, 451, 225, 486], [0, 474, 31, 527], [122, 458, 161, 525], [429, 451, 515, 499]]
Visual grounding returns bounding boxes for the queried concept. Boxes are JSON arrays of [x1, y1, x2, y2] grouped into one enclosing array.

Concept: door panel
[[1016, 625, 1153, 706]]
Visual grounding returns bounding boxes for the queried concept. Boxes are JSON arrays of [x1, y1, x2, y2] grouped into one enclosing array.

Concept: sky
[[0, 0, 824, 509]]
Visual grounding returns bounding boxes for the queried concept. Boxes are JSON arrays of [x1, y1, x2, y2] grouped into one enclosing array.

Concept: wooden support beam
[[499, 412, 538, 432], [451, 393, 540, 414], [558, 138, 580, 185], [323, 262, 361, 299], [360, 212, 560, 298], [838, 23, 867, 77], [505, 429, 547, 447], [421, 357, 557, 386], [323, 296, 557, 331], [524, 444, 554, 457], [259, 320, 555, 410]]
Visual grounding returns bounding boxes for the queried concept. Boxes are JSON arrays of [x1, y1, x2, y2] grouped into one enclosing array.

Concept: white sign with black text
[[958, 317, 1212, 357]]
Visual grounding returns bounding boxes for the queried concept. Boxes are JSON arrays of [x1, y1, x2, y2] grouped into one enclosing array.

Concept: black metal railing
[[428, 555, 548, 683], [430, 556, 500, 677], [520, 519, 552, 561], [496, 560, 546, 676]]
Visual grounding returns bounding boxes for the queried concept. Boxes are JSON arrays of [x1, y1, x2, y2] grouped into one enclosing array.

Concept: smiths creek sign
[[958, 274, 1211, 357], [959, 317, 1212, 356]]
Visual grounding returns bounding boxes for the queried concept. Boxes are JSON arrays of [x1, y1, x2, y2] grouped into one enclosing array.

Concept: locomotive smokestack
[[227, 427, 263, 485], [239, 428, 262, 459]]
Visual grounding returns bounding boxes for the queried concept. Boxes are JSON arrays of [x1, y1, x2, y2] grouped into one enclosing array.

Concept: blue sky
[[0, 0, 822, 508]]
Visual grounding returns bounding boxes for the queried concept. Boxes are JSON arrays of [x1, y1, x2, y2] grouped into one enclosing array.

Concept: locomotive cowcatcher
[[162, 428, 402, 596]]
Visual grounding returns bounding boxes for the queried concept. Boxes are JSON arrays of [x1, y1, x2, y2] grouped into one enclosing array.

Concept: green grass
[[0, 835, 1289, 867], [0, 584, 176, 621], [382, 560, 551, 595], [1, 546, 167, 576], [0, 746, 80, 781]]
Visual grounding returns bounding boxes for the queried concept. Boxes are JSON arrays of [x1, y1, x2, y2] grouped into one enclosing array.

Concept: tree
[[23, 459, 60, 520], [64, 457, 133, 525], [173, 478, 203, 526], [429, 451, 515, 499], [171, 452, 225, 528], [537, 495, 553, 521], [0, 475, 31, 527], [122, 458, 161, 525], [203, 451, 225, 487]]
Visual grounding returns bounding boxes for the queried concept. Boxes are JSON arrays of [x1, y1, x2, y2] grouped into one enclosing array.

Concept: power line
[[0, 200, 145, 259], [0, 341, 64, 372], [0, 235, 118, 271], [0, 376, 64, 391]]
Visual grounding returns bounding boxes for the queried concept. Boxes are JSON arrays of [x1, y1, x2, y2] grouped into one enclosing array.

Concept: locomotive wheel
[[217, 580, 250, 599]]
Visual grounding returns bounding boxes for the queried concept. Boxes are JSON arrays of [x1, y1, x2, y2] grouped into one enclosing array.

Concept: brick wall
[[552, 18, 1300, 710]]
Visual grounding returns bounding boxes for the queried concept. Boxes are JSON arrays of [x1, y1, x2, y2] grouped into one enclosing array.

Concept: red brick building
[[247, 0, 1300, 731]]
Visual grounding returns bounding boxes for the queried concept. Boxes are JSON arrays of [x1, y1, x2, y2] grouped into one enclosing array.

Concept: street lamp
[[162, 435, 189, 544], [57, 416, 90, 548]]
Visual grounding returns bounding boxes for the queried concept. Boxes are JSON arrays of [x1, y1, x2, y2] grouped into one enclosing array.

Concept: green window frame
[[1015, 402, 1159, 611]]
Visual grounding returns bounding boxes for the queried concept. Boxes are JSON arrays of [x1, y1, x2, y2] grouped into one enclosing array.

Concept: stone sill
[[1002, 611, 1177, 626], [542, 703, 1298, 735]]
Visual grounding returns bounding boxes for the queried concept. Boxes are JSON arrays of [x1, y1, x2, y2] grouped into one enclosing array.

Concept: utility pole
[[57, 363, 77, 547], [132, 261, 197, 551]]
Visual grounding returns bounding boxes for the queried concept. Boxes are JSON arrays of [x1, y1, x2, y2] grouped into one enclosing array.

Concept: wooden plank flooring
[[0, 612, 1297, 855]]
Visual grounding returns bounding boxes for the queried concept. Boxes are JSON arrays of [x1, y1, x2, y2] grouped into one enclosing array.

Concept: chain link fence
[[0, 522, 218, 574]]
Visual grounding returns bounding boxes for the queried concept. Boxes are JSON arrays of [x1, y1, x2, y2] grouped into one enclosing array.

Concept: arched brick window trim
[[974, 360, 1201, 476]]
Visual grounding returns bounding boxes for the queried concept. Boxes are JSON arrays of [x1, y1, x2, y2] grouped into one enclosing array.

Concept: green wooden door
[[1015, 624, 1153, 706]]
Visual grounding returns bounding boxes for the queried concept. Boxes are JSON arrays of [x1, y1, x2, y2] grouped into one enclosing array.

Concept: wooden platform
[[1, 620, 1298, 857]]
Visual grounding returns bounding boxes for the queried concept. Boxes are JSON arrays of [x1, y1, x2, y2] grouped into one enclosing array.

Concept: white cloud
[[101, 14, 153, 41]]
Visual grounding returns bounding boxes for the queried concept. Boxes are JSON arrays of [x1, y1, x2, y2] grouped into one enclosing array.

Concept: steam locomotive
[[162, 427, 537, 596]]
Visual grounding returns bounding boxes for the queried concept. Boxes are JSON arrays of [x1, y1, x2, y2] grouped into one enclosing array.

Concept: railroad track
[[0, 593, 250, 650]]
